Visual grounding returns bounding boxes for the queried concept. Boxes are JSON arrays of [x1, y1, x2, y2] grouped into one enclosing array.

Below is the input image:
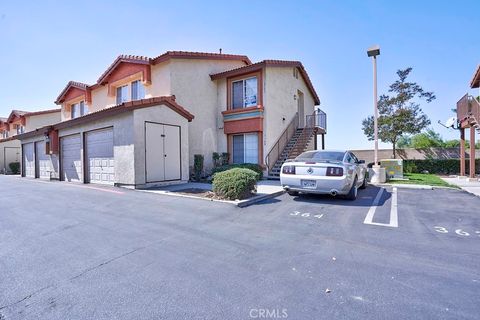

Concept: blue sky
[[0, 0, 478, 149]]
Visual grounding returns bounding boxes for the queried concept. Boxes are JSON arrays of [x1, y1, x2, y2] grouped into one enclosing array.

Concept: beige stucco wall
[[133, 105, 189, 186], [263, 66, 317, 164], [148, 61, 171, 98], [0, 139, 21, 174], [25, 111, 61, 131], [90, 85, 115, 113], [169, 59, 246, 171]]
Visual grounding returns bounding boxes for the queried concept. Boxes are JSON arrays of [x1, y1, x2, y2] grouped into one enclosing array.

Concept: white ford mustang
[[280, 150, 367, 200]]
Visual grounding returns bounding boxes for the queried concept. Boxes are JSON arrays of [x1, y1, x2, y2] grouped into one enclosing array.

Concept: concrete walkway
[[441, 176, 480, 197]]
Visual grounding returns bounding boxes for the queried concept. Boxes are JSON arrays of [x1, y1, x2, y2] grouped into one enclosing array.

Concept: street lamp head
[[367, 45, 380, 57]]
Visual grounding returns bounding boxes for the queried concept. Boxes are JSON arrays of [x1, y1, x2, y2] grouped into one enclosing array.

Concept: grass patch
[[389, 173, 458, 188]]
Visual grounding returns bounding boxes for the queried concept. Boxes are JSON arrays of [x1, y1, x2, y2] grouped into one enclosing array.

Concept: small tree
[[362, 68, 435, 158]]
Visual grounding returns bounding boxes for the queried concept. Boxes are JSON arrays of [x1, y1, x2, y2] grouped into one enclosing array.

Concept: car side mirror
[[357, 160, 365, 164]]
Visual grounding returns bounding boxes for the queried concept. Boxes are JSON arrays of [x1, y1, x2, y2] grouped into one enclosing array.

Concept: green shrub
[[212, 163, 263, 180], [212, 152, 221, 168], [221, 153, 229, 165], [212, 168, 258, 200], [9, 162, 20, 174], [402, 159, 480, 175], [193, 154, 204, 181]]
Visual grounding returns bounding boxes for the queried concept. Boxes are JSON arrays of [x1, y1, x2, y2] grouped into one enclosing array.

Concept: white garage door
[[61, 134, 82, 182], [145, 122, 181, 183], [23, 143, 35, 178], [35, 141, 51, 179], [85, 128, 115, 185]]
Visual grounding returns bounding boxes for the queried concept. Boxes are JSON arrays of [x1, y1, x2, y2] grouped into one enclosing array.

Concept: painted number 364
[[434, 226, 480, 237]]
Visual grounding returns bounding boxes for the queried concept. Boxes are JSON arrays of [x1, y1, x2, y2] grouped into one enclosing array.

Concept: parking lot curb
[[377, 183, 459, 191], [236, 190, 286, 208]]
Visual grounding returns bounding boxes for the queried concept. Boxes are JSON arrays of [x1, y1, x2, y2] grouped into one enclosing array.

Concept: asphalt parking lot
[[0, 175, 479, 320]]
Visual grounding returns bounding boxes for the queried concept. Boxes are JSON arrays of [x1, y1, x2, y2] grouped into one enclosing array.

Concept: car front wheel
[[345, 177, 358, 200]]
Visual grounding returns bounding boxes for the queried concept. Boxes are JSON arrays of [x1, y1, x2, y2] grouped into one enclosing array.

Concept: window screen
[[116, 85, 129, 105], [232, 135, 244, 164], [131, 80, 145, 100], [232, 81, 243, 109], [244, 78, 257, 107]]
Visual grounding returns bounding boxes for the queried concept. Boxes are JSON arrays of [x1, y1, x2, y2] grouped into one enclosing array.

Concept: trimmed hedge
[[212, 168, 258, 200], [403, 159, 480, 175], [212, 163, 263, 180], [9, 162, 20, 174]]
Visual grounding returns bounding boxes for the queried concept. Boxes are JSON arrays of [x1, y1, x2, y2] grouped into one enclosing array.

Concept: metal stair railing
[[285, 111, 317, 161], [265, 113, 298, 173]]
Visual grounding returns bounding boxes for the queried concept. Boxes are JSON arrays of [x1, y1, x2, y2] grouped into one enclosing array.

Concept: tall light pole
[[367, 45, 386, 183]]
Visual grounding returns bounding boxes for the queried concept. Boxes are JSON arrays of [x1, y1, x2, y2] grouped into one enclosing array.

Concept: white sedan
[[280, 150, 367, 200]]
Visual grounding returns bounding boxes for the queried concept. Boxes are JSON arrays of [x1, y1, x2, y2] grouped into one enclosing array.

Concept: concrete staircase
[[268, 128, 316, 178]]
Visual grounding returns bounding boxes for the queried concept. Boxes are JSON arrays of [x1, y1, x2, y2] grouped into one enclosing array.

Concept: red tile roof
[[97, 55, 151, 84], [55, 81, 89, 104], [151, 51, 251, 65], [470, 65, 480, 89], [6, 110, 29, 123], [210, 60, 321, 105], [24, 108, 61, 117], [15, 96, 194, 140]]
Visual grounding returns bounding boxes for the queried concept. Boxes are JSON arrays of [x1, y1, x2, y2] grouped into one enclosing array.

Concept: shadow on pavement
[[290, 185, 391, 207]]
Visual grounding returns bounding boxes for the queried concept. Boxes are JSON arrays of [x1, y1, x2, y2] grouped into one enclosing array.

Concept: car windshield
[[295, 151, 345, 162]]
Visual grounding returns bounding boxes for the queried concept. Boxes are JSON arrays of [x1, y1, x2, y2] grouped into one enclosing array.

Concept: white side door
[[145, 122, 166, 182], [61, 134, 82, 182], [163, 125, 181, 181], [35, 141, 51, 179], [23, 143, 35, 178], [86, 128, 115, 185]]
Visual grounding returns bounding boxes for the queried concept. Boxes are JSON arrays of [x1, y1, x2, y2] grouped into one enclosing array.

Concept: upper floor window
[[71, 101, 88, 119], [232, 77, 257, 109], [15, 124, 25, 135], [116, 85, 129, 105], [116, 80, 145, 105], [1, 130, 8, 139], [131, 80, 145, 100]]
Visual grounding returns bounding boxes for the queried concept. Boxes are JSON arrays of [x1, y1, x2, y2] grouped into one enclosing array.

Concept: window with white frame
[[71, 101, 88, 119], [131, 80, 145, 100], [116, 80, 145, 105], [232, 76, 258, 109], [116, 85, 129, 105], [232, 133, 259, 164], [1, 130, 8, 139], [16, 124, 25, 135]]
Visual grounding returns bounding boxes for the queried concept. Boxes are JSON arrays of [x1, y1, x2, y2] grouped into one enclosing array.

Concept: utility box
[[380, 159, 403, 179]]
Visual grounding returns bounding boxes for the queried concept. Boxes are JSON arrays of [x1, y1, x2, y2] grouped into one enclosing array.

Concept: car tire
[[345, 177, 358, 200], [359, 176, 367, 189], [287, 191, 299, 196]]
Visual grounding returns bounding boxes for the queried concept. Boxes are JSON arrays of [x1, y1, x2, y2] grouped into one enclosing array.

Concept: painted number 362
[[434, 226, 480, 237]]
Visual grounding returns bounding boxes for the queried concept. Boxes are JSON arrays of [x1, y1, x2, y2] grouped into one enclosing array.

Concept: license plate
[[301, 180, 316, 188]]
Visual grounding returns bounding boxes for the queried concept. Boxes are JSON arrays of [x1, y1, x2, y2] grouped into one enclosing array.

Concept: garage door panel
[[23, 143, 35, 178], [35, 141, 51, 179], [86, 128, 115, 185], [61, 134, 82, 182]]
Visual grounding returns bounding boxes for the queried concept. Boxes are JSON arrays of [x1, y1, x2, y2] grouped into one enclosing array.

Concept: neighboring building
[[456, 65, 480, 178], [0, 109, 61, 174], [16, 51, 326, 187]]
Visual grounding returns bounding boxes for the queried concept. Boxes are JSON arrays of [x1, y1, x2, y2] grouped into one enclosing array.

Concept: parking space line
[[363, 187, 398, 228]]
